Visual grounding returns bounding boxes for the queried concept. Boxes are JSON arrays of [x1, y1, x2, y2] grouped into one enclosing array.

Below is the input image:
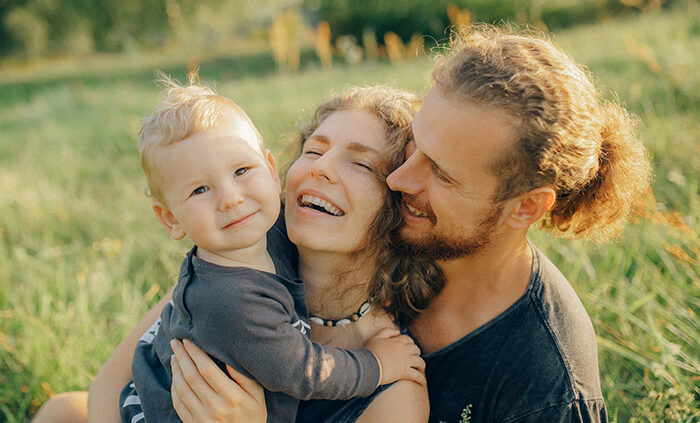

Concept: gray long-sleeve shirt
[[122, 222, 380, 423]]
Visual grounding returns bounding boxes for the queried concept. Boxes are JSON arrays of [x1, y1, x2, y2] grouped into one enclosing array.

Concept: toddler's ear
[[152, 202, 186, 240], [264, 148, 281, 192]]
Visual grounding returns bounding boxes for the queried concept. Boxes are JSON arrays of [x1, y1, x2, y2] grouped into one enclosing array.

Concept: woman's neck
[[297, 246, 374, 318]]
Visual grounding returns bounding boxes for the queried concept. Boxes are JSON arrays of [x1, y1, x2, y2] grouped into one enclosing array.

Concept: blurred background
[[0, 0, 698, 421]]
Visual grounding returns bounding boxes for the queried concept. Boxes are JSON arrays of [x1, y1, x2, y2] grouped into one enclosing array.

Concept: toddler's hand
[[364, 327, 426, 386]]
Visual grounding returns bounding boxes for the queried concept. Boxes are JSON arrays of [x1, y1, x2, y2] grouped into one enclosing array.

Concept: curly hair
[[282, 86, 444, 324], [433, 25, 651, 241]]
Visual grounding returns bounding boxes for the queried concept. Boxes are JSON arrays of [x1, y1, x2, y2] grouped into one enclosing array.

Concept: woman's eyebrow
[[307, 134, 330, 145], [347, 142, 379, 155]]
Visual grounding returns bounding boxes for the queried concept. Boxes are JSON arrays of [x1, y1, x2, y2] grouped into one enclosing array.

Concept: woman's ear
[[502, 187, 556, 229], [152, 202, 186, 240], [265, 148, 281, 193]]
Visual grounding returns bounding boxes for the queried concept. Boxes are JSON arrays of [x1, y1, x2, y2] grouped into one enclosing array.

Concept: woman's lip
[[295, 189, 345, 215], [294, 201, 343, 218], [222, 211, 258, 229]]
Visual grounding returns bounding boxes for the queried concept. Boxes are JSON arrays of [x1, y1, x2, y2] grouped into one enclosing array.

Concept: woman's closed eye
[[303, 148, 323, 157], [352, 161, 373, 172]]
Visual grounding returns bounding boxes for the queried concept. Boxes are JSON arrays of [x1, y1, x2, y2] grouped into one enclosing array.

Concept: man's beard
[[392, 202, 504, 261]]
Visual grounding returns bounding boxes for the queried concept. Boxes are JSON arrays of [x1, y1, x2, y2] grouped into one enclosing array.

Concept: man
[[385, 27, 650, 422]]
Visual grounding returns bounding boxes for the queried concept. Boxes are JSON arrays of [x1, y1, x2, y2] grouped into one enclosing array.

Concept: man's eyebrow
[[347, 142, 379, 155]]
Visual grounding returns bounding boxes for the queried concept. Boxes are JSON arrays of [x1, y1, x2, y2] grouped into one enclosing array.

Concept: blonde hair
[[138, 72, 263, 202], [284, 86, 444, 324], [433, 25, 651, 241]]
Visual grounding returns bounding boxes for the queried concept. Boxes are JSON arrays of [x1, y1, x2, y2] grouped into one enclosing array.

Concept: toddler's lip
[[222, 211, 258, 229]]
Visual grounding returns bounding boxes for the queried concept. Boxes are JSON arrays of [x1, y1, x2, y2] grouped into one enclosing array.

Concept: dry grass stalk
[[363, 27, 379, 61], [384, 31, 404, 63], [624, 37, 662, 74], [447, 4, 471, 27], [315, 21, 333, 68], [269, 11, 304, 71]]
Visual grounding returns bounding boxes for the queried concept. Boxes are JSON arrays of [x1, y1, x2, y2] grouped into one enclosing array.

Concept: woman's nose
[[309, 154, 336, 183]]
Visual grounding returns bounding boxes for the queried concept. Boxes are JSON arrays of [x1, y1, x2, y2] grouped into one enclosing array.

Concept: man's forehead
[[413, 86, 519, 173]]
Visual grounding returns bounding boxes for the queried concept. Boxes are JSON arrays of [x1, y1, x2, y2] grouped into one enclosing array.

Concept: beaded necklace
[[309, 301, 371, 327]]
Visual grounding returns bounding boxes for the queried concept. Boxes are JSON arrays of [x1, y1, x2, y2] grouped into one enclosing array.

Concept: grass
[[1, 3, 698, 422]]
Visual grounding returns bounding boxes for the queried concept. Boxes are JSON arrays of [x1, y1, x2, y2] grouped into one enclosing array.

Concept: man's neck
[[195, 239, 275, 273], [410, 235, 533, 354]]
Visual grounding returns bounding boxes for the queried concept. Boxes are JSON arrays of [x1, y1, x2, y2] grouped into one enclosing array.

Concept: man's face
[[386, 86, 518, 261]]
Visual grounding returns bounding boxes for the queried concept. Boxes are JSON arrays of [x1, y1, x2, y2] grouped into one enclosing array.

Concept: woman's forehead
[[312, 109, 388, 150]]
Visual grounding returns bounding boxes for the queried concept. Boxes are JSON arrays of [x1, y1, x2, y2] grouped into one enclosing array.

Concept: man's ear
[[502, 187, 556, 229], [152, 202, 186, 240], [264, 148, 281, 193]]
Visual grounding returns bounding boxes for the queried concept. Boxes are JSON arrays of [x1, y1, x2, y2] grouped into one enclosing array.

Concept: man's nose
[[387, 152, 422, 194]]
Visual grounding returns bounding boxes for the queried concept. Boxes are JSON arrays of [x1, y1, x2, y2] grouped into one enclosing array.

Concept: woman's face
[[285, 109, 388, 255]]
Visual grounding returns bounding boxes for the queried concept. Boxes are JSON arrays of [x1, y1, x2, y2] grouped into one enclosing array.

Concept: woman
[[34, 85, 443, 423]]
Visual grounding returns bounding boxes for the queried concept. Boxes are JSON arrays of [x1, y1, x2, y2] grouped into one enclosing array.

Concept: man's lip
[[401, 200, 430, 224], [222, 211, 258, 229]]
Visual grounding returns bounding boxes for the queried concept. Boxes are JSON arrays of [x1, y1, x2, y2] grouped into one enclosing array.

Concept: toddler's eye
[[234, 167, 249, 176], [192, 186, 209, 195]]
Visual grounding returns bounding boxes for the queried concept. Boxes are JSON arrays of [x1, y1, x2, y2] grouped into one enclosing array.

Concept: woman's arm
[[87, 287, 173, 423], [356, 380, 429, 423]]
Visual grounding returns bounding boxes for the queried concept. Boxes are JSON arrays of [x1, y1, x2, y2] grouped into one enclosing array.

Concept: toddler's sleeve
[[185, 271, 381, 400]]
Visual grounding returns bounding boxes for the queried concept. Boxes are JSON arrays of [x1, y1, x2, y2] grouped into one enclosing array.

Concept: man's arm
[[87, 287, 173, 423]]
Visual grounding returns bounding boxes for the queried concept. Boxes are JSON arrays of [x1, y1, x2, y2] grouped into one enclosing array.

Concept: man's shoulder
[[527, 245, 603, 398], [423, 245, 605, 422]]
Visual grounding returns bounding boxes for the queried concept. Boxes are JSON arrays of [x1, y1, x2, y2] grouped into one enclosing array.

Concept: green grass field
[[1, 3, 698, 422]]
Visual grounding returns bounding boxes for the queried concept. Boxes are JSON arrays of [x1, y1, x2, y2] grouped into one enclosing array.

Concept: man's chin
[[391, 224, 495, 261]]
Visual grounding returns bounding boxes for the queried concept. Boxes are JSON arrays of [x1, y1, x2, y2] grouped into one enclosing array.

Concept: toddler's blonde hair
[[138, 71, 263, 202]]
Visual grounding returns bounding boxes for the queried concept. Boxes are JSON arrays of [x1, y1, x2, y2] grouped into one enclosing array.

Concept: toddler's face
[[153, 120, 281, 254]]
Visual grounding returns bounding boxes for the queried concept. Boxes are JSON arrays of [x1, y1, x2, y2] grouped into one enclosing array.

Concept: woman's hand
[[170, 339, 267, 423]]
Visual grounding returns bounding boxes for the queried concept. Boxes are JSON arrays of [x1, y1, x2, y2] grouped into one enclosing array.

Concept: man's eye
[[432, 163, 450, 183], [234, 167, 249, 176], [192, 186, 209, 195]]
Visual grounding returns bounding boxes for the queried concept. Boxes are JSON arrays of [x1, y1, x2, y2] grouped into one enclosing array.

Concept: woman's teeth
[[300, 195, 344, 216]]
